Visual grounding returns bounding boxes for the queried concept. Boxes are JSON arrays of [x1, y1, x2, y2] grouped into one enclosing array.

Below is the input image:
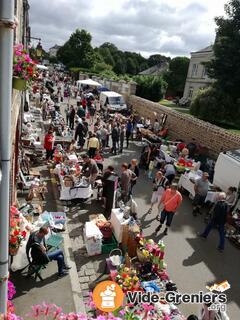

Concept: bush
[[190, 86, 240, 127], [134, 75, 167, 102]]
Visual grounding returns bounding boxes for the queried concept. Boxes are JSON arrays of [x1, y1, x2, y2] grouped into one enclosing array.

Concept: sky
[[29, 0, 227, 58]]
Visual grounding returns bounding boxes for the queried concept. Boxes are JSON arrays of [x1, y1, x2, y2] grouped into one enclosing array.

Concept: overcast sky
[[29, 0, 227, 57]]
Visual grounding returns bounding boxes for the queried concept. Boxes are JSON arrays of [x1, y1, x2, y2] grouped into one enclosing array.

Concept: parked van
[[213, 150, 240, 191], [100, 91, 127, 112]]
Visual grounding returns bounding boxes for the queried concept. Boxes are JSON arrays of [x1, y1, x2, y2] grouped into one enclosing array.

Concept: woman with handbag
[[155, 183, 182, 235], [147, 171, 169, 215]]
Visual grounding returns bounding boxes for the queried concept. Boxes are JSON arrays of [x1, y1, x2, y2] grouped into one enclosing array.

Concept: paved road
[[103, 141, 240, 318], [60, 98, 240, 318]]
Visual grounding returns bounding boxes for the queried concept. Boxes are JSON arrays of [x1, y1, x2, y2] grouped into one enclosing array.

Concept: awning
[[77, 79, 102, 87]]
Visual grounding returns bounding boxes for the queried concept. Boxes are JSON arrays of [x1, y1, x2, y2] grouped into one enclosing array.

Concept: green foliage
[[48, 56, 58, 64], [206, 0, 240, 100], [57, 29, 95, 69], [93, 62, 112, 74], [190, 86, 240, 126], [134, 75, 167, 102], [164, 57, 190, 96], [192, 0, 240, 126], [148, 54, 170, 67], [126, 57, 137, 75]]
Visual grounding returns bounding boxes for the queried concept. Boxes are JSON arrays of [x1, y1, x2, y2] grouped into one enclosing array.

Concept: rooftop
[[139, 61, 169, 76], [192, 45, 213, 54]]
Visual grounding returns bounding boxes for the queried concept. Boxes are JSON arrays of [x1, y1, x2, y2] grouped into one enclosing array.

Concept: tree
[[126, 57, 137, 75], [164, 57, 190, 96], [57, 29, 95, 69], [190, 86, 240, 126], [113, 56, 126, 74], [93, 62, 112, 74], [134, 75, 167, 102], [148, 54, 170, 67], [98, 47, 115, 66], [206, 0, 240, 100]]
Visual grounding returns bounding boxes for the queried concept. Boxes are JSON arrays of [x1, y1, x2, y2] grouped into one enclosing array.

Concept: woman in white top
[[147, 171, 169, 214]]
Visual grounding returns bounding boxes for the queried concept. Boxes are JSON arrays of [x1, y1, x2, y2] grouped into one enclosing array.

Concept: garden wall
[[128, 95, 240, 158]]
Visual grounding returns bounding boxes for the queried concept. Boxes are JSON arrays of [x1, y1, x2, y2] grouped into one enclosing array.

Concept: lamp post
[[36, 41, 43, 61]]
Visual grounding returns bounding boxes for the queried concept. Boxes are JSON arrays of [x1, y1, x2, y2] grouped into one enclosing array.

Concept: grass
[[160, 99, 240, 133], [226, 129, 240, 135], [159, 99, 190, 114], [159, 99, 177, 108]]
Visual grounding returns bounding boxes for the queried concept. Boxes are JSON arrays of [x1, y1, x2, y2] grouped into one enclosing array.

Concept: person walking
[[99, 125, 108, 150], [198, 192, 228, 252], [164, 161, 176, 184], [155, 184, 182, 235], [111, 123, 119, 155], [69, 105, 76, 130], [87, 133, 100, 158], [126, 119, 133, 148], [89, 104, 96, 125], [119, 123, 125, 153], [64, 104, 70, 126], [192, 172, 210, 216], [74, 120, 87, 150], [120, 163, 136, 203], [147, 171, 169, 215], [44, 128, 55, 162], [128, 159, 139, 194], [77, 104, 86, 119]]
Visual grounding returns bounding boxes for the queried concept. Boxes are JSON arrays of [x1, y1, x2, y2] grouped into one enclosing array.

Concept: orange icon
[[92, 280, 124, 312]]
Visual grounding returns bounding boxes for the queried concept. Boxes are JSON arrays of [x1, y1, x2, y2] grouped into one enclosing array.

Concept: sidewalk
[[12, 109, 84, 316]]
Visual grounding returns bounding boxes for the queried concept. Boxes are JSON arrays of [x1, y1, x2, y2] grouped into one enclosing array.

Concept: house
[[183, 45, 214, 100], [49, 44, 61, 57], [138, 61, 169, 76], [10, 0, 31, 203]]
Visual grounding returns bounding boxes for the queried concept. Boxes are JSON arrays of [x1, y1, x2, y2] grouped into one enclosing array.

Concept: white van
[[213, 150, 240, 191], [100, 91, 127, 112]]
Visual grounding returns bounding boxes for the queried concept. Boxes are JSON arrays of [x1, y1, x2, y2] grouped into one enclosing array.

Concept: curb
[[49, 167, 86, 314], [63, 224, 86, 314]]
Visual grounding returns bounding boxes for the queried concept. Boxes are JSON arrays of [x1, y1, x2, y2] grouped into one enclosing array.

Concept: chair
[[24, 233, 63, 281], [25, 243, 48, 281], [19, 170, 38, 190]]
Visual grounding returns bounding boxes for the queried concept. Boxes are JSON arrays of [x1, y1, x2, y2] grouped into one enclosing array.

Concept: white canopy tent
[[214, 150, 240, 191], [76, 79, 102, 89], [36, 64, 48, 70]]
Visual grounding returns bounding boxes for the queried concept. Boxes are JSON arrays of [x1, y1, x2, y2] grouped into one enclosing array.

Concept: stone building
[[183, 45, 214, 100], [49, 44, 61, 57], [10, 0, 30, 203]]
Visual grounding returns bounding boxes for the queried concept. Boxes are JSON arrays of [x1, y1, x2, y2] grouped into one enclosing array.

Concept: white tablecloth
[[54, 164, 92, 201], [178, 172, 218, 202], [178, 173, 198, 197], [110, 208, 130, 243], [60, 184, 92, 200]]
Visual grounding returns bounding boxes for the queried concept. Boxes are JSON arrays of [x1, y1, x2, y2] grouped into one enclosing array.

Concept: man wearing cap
[[156, 184, 182, 235], [192, 172, 210, 216]]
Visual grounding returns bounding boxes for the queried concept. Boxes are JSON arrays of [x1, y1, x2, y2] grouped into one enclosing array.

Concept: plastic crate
[[101, 234, 118, 254]]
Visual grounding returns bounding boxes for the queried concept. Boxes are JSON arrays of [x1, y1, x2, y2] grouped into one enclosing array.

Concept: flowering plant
[[13, 44, 36, 82], [8, 281, 16, 300], [9, 206, 27, 254], [113, 266, 140, 292]]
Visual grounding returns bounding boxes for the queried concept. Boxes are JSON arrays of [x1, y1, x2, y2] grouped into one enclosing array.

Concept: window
[[202, 66, 207, 78], [188, 87, 194, 99], [191, 64, 198, 77]]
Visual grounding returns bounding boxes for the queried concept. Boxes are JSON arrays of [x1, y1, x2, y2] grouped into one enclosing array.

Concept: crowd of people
[[25, 69, 235, 319]]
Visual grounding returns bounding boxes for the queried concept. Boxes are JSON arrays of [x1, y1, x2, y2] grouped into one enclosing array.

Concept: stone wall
[[128, 95, 240, 158]]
